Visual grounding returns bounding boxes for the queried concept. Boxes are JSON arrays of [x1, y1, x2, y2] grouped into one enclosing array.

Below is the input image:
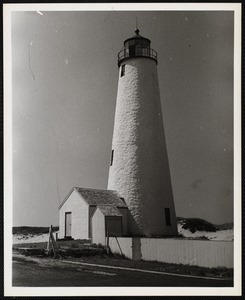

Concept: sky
[[10, 9, 234, 226]]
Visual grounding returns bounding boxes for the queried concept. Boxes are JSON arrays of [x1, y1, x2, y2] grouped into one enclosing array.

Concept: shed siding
[[92, 209, 106, 245], [59, 190, 89, 239]]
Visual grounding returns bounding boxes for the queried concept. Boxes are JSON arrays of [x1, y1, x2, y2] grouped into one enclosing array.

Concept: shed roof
[[75, 187, 127, 207], [59, 187, 127, 209], [97, 205, 122, 216]]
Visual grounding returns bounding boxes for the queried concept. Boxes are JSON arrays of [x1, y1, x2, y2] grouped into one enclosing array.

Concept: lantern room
[[118, 29, 158, 66]]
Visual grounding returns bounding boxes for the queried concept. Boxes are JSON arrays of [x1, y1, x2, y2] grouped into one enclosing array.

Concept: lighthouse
[[108, 29, 178, 237]]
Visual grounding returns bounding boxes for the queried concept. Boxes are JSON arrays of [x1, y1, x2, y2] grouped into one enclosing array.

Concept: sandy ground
[[177, 225, 233, 241], [12, 226, 233, 245], [13, 231, 59, 245]]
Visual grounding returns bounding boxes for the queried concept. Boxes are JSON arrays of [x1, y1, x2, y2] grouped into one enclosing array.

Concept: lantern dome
[[118, 29, 158, 66]]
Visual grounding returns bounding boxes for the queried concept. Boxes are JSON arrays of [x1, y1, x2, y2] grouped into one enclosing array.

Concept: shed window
[[165, 208, 171, 226], [121, 65, 125, 77], [110, 150, 114, 166]]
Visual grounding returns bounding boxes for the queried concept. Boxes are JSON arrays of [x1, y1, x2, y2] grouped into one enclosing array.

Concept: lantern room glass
[[118, 34, 158, 66], [124, 38, 151, 58]]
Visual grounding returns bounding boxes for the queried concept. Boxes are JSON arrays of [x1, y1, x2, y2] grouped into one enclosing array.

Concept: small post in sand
[[47, 225, 57, 258]]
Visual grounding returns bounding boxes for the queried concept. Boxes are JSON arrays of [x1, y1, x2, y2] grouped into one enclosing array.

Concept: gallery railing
[[118, 48, 158, 66]]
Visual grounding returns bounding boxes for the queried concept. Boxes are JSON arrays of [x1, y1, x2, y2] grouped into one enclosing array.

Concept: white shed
[[58, 187, 128, 240], [91, 205, 124, 245]]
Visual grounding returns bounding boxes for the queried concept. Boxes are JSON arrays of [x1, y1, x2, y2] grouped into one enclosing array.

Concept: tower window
[[121, 65, 125, 77], [165, 208, 171, 226], [110, 150, 114, 166]]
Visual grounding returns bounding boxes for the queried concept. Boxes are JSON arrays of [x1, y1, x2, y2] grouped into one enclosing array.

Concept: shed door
[[105, 217, 122, 237], [65, 212, 72, 237]]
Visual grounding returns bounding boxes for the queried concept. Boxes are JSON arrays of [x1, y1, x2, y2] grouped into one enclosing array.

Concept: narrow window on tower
[[165, 208, 171, 226], [121, 65, 125, 77], [110, 150, 114, 166]]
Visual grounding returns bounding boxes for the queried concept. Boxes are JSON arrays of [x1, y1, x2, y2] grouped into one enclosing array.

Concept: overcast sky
[[11, 9, 234, 226]]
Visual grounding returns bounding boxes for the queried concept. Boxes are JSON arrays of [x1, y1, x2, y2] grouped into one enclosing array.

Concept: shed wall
[[91, 209, 106, 245], [59, 190, 89, 239]]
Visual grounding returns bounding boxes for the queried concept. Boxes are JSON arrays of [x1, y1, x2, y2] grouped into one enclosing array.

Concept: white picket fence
[[109, 237, 233, 268]]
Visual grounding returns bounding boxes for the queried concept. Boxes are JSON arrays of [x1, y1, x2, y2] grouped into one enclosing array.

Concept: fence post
[[47, 225, 58, 258], [106, 230, 110, 254], [47, 225, 51, 255]]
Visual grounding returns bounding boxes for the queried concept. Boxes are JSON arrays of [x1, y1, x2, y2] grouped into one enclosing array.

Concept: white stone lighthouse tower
[[108, 29, 178, 237]]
